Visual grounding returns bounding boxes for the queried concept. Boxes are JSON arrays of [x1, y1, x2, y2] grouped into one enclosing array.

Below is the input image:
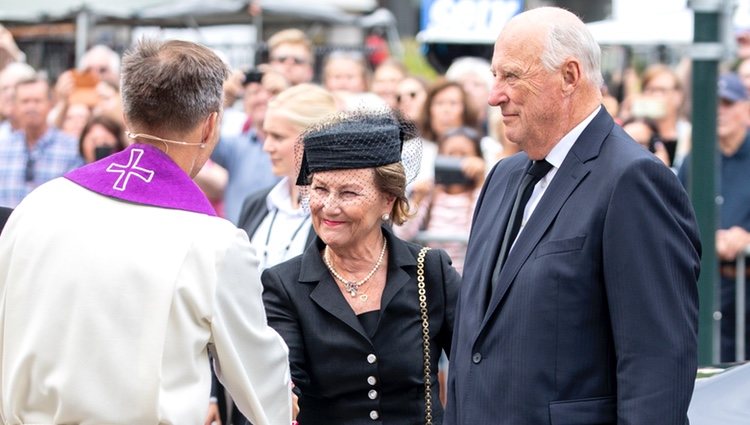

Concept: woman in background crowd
[[638, 64, 692, 169], [394, 126, 485, 274], [78, 114, 127, 163], [621, 116, 670, 166], [370, 59, 407, 109], [237, 83, 339, 271], [395, 75, 428, 125]]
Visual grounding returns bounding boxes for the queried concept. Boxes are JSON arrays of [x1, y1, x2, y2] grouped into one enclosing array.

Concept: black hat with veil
[[295, 109, 422, 187]]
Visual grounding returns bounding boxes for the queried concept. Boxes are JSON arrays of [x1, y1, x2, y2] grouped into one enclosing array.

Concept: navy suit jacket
[[445, 108, 701, 425]]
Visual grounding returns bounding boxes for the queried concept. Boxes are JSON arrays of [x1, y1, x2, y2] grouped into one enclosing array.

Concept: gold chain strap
[[416, 246, 433, 425]]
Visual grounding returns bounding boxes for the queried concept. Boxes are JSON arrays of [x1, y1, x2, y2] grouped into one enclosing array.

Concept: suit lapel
[[482, 156, 590, 323], [480, 107, 613, 326], [309, 276, 371, 340], [379, 229, 416, 317], [302, 227, 415, 341], [300, 238, 371, 341]]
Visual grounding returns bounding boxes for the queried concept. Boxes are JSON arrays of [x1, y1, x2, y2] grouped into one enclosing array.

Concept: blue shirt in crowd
[[679, 131, 750, 231], [211, 129, 279, 224], [0, 128, 83, 208]]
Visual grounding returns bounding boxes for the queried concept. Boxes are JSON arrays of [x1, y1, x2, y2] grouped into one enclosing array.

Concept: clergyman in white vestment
[[0, 39, 292, 425]]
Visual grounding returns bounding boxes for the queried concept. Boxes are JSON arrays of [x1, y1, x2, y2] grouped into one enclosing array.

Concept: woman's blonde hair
[[267, 83, 338, 131]]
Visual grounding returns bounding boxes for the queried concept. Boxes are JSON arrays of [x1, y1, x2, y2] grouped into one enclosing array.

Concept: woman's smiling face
[[309, 168, 391, 251]]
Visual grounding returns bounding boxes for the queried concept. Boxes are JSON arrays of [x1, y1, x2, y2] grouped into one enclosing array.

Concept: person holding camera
[[620, 116, 670, 166], [394, 126, 485, 274]]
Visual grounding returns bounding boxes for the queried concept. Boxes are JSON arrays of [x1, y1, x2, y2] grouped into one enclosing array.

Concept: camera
[[243, 69, 264, 85], [94, 146, 115, 161], [434, 155, 474, 186]]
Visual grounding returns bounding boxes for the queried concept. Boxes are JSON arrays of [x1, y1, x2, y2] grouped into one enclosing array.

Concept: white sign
[[418, 0, 522, 44]]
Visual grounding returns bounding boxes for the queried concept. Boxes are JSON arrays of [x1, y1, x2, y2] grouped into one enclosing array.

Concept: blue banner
[[419, 0, 523, 44]]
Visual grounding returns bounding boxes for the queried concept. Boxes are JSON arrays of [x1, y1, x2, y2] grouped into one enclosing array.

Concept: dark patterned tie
[[489, 159, 554, 296]]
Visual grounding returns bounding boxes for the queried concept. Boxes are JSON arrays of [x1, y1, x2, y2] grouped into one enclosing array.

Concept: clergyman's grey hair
[[120, 39, 229, 133]]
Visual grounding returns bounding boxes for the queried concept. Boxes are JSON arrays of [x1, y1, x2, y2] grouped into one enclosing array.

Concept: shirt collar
[[266, 177, 306, 217], [545, 106, 601, 168]]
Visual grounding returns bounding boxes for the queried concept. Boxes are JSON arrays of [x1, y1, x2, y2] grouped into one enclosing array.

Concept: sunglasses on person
[[270, 55, 308, 66], [396, 91, 419, 103]]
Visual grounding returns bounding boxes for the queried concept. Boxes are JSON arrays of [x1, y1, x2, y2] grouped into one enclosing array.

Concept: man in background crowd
[[266, 28, 314, 86], [0, 76, 82, 207], [680, 72, 750, 362]]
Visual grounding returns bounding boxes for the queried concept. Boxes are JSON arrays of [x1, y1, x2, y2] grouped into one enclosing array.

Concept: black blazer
[[262, 227, 461, 425], [0, 207, 12, 235], [236, 186, 316, 247]]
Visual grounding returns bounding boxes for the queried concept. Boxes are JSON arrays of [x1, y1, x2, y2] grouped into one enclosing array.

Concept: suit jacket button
[[367, 353, 377, 364], [367, 376, 377, 385], [370, 410, 380, 420], [472, 352, 482, 364], [368, 389, 378, 399]]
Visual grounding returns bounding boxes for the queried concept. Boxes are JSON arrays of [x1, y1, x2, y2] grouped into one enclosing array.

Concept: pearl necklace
[[324, 239, 387, 299]]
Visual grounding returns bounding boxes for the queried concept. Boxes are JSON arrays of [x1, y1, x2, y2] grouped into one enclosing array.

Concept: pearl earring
[[381, 213, 390, 221]]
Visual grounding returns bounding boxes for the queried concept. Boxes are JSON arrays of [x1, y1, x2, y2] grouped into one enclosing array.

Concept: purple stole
[[65, 143, 216, 216]]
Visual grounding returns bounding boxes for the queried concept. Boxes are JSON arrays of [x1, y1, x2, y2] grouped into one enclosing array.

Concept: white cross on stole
[[106, 148, 155, 191]]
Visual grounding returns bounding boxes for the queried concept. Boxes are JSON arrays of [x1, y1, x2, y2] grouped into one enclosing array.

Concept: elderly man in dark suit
[[446, 7, 701, 425]]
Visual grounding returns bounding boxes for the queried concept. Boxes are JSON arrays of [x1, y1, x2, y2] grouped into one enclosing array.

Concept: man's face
[[243, 81, 271, 130], [269, 43, 313, 85], [14, 80, 51, 132], [488, 26, 561, 159], [82, 51, 118, 84], [717, 97, 750, 142]]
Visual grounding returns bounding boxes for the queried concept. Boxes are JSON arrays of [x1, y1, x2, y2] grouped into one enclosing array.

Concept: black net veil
[[294, 108, 423, 216]]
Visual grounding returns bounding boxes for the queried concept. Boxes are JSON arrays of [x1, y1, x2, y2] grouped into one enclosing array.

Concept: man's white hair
[[540, 18, 604, 88]]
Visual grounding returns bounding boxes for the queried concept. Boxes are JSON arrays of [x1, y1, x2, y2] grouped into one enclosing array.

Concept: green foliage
[[400, 38, 439, 82]]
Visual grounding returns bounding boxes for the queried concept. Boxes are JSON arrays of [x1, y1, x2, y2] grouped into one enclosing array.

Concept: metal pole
[[75, 9, 90, 67], [737, 247, 748, 361], [689, 0, 724, 365]]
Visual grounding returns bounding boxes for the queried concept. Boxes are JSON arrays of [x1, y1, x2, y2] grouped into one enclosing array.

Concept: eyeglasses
[[84, 66, 110, 75], [270, 55, 308, 66], [643, 86, 677, 95], [396, 91, 419, 103], [25, 155, 35, 183]]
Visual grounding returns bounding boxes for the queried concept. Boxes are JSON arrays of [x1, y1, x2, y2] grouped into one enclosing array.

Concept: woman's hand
[[204, 401, 222, 425], [293, 392, 300, 419], [461, 156, 486, 186], [410, 179, 434, 207]]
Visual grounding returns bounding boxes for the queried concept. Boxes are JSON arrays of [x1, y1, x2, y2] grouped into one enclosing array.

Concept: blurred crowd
[[1, 20, 750, 367]]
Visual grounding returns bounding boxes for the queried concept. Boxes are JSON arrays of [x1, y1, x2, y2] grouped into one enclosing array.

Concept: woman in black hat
[[261, 110, 460, 425]]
